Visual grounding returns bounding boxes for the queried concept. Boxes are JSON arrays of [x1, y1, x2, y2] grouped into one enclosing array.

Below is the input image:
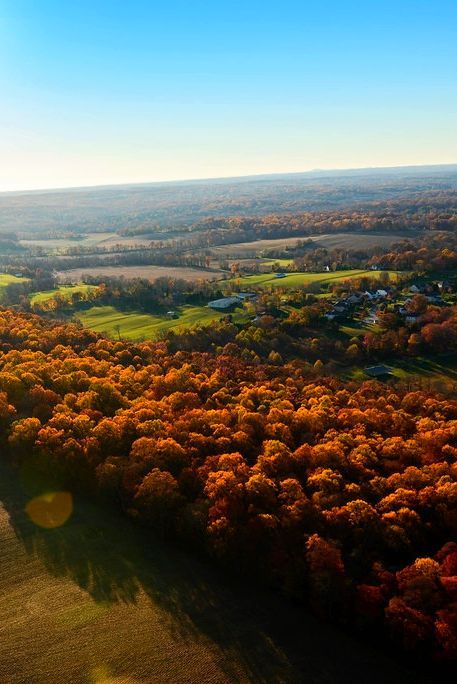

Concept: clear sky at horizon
[[1, 0, 456, 191]]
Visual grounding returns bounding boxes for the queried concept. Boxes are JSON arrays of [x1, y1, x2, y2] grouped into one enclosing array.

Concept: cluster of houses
[[324, 280, 453, 326], [324, 288, 390, 322]]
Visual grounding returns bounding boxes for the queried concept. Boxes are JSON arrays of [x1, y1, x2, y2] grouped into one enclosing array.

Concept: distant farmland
[[57, 264, 223, 283], [208, 232, 415, 258], [19, 230, 193, 252]]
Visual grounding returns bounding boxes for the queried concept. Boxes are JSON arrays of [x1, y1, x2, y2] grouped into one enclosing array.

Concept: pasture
[[0, 273, 27, 288], [76, 304, 232, 340], [0, 273, 29, 299], [30, 284, 98, 305], [231, 269, 399, 290]]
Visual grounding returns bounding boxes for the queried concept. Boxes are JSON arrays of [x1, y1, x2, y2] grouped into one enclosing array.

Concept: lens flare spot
[[25, 491, 73, 528]]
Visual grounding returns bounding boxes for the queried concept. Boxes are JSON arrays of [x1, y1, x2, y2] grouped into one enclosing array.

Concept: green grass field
[[30, 284, 98, 305], [230, 269, 399, 290], [76, 304, 239, 340], [0, 273, 28, 289], [260, 258, 295, 267]]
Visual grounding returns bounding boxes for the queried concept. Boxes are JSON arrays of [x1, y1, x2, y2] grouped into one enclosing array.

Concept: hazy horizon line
[[2, 161, 457, 196]]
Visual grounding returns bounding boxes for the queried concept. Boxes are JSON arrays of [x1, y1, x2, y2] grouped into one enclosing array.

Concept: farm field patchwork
[[206, 232, 416, 258], [76, 304, 234, 340]]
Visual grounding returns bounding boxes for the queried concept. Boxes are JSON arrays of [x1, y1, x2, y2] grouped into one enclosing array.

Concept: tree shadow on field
[[0, 461, 432, 684]]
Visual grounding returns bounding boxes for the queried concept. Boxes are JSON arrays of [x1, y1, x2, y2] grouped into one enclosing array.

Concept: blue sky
[[1, 0, 456, 190]]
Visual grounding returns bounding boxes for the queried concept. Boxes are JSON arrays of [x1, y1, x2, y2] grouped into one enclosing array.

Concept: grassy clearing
[[30, 284, 98, 305], [0, 273, 28, 288], [391, 355, 457, 382], [0, 273, 29, 300], [230, 269, 399, 290], [76, 304, 238, 340], [344, 354, 457, 384]]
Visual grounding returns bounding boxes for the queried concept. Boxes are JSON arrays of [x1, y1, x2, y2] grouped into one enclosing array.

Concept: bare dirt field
[[57, 264, 223, 283], [207, 232, 416, 258]]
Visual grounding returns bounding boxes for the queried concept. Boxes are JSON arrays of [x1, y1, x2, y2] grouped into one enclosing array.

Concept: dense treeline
[[0, 308, 456, 661], [0, 246, 215, 273]]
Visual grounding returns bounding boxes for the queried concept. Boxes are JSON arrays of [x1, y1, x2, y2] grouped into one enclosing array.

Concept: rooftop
[[364, 365, 392, 377], [207, 297, 241, 310]]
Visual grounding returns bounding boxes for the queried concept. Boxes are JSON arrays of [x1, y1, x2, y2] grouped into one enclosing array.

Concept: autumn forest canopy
[[1, 167, 457, 674], [0, 306, 456, 663]]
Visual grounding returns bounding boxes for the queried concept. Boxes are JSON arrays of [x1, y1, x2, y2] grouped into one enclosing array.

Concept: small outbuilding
[[364, 365, 393, 379]]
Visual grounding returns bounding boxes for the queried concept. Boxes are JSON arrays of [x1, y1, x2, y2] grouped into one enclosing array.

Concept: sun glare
[[25, 491, 73, 529]]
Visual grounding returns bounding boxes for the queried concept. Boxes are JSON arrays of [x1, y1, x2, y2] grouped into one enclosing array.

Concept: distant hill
[[1, 164, 457, 234]]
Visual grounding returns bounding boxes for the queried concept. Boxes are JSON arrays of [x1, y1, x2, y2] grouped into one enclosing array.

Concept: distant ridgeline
[[1, 164, 457, 233]]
